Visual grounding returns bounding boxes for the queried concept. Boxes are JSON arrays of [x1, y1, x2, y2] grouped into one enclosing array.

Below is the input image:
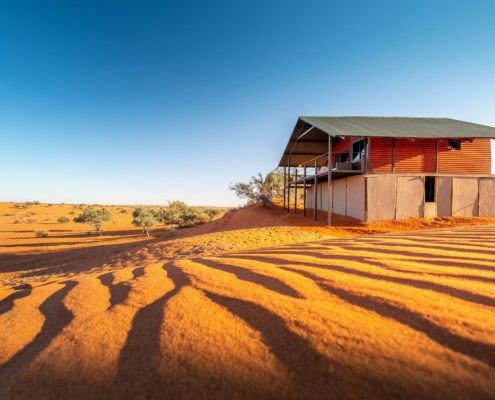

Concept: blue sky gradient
[[1, 1, 494, 206]]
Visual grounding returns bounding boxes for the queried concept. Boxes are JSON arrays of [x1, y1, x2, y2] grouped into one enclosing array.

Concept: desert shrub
[[121, 209, 128, 213], [26, 212, 36, 216], [13, 203, 21, 209], [33, 200, 40, 205], [4, 213, 15, 216], [46, 204, 53, 207], [132, 207, 161, 238], [26, 219, 37, 223], [34, 230, 49, 237], [161, 200, 203, 228], [58, 216, 70, 224], [229, 170, 284, 208], [73, 207, 112, 235], [14, 220, 21, 224], [69, 211, 75, 215], [204, 209, 222, 222]]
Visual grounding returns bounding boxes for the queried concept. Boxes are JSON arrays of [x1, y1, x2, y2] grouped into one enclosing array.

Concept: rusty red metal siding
[[369, 137, 491, 174], [369, 138, 393, 172], [438, 138, 491, 174], [394, 139, 436, 173]]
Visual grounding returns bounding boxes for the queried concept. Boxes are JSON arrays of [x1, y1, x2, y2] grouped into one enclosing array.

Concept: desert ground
[[1, 202, 495, 399]]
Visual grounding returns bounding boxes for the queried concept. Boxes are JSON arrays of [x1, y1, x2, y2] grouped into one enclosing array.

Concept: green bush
[[73, 207, 112, 235], [132, 207, 161, 238], [58, 216, 70, 224], [34, 230, 49, 237], [204, 209, 222, 222]]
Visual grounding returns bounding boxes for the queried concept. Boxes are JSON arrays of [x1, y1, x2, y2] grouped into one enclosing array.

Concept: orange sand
[[1, 202, 495, 399]]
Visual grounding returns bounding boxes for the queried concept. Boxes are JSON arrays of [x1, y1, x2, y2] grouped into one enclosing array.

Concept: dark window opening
[[352, 139, 365, 162], [425, 176, 435, 203], [448, 140, 461, 150], [335, 152, 349, 163]]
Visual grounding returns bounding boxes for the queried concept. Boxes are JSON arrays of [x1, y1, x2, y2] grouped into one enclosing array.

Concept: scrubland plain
[[1, 201, 495, 399]]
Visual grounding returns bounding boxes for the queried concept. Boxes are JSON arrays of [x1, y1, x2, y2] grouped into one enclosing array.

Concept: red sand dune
[[1, 202, 495, 399]]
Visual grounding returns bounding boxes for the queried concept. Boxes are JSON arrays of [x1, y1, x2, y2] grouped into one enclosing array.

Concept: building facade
[[279, 117, 495, 224]]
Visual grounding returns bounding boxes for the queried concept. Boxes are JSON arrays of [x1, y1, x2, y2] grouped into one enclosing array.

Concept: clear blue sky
[[1, 1, 495, 206]]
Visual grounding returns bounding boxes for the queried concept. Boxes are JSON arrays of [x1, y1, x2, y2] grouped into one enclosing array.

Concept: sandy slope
[[1, 203, 495, 399]]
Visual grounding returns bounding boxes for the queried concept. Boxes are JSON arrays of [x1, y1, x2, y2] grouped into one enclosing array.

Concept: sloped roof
[[279, 116, 495, 167]]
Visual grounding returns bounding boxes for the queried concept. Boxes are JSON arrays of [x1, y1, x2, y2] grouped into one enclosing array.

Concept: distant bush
[[46, 204, 53, 207], [120, 209, 128, 213], [58, 216, 70, 224], [33, 200, 40, 205], [132, 207, 161, 238], [204, 209, 222, 222], [69, 211, 75, 215], [34, 230, 49, 237], [26, 212, 36, 216], [73, 207, 112, 235], [13, 220, 21, 224], [13, 203, 21, 209], [4, 213, 15, 216], [26, 219, 37, 223]]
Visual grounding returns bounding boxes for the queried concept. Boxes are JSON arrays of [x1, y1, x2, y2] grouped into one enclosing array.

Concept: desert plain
[[1, 201, 495, 399]]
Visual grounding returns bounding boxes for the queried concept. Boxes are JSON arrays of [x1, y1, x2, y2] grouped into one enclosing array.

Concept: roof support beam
[[296, 126, 315, 141]]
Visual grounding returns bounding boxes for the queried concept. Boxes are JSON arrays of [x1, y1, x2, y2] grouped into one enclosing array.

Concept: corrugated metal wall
[[438, 138, 491, 174], [394, 139, 436, 172], [370, 137, 491, 174], [370, 138, 393, 172]]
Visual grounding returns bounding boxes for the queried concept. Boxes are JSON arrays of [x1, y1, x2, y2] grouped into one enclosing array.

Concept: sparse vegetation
[[204, 208, 222, 222], [73, 207, 112, 235], [4, 213, 15, 216], [26, 219, 37, 223], [161, 200, 205, 228], [58, 216, 70, 224], [69, 211, 75, 215], [14, 220, 21, 224], [34, 230, 49, 237], [229, 169, 284, 208], [132, 207, 160, 238]]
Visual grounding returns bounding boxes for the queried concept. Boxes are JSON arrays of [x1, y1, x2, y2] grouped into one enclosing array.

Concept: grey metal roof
[[299, 116, 495, 139], [279, 116, 495, 167]]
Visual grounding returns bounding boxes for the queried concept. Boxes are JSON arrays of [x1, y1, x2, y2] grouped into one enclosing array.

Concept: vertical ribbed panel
[[394, 139, 436, 173], [438, 138, 491, 174], [370, 138, 393, 172]]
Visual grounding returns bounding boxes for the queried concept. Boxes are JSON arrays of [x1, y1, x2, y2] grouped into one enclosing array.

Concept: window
[[424, 176, 435, 202], [335, 152, 349, 163], [352, 139, 365, 162], [448, 139, 460, 150]]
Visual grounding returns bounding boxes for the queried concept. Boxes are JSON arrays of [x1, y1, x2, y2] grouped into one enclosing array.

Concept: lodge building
[[278, 117, 495, 224]]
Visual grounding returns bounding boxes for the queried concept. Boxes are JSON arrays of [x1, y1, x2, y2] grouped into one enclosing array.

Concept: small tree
[[229, 170, 284, 208], [161, 200, 203, 228], [73, 207, 112, 235], [58, 216, 70, 224], [132, 207, 160, 238], [204, 208, 222, 222]]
